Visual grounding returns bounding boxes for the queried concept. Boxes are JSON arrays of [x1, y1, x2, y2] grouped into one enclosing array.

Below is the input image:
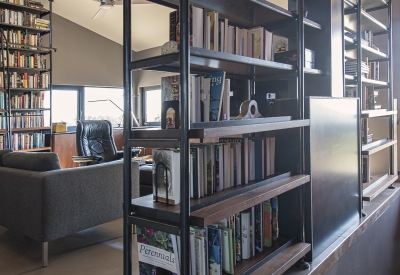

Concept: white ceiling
[[40, 0, 173, 51]]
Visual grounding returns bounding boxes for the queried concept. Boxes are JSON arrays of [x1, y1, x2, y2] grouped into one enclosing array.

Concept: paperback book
[[136, 226, 180, 275]]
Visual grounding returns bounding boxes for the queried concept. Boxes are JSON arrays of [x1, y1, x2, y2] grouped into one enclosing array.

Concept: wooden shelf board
[[345, 75, 388, 88], [361, 139, 396, 155], [12, 127, 51, 132], [16, 147, 51, 152], [223, 238, 295, 275], [130, 47, 323, 77], [363, 174, 398, 201], [248, 242, 311, 275], [0, 129, 7, 134], [361, 109, 397, 118], [11, 108, 50, 112], [0, 22, 50, 33], [0, 2, 49, 14], [345, 9, 387, 33], [131, 118, 310, 140], [1, 67, 50, 73], [9, 88, 47, 92], [1, 43, 55, 54], [362, 0, 388, 10], [191, 174, 310, 227], [0, 109, 6, 113], [131, 174, 310, 227], [345, 44, 388, 61]]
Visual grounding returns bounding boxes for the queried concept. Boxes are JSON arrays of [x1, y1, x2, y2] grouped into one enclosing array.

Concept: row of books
[[137, 198, 278, 275], [0, 133, 8, 149], [0, 0, 43, 9], [161, 72, 230, 127], [11, 111, 43, 128], [345, 60, 369, 77], [170, 6, 285, 61], [10, 91, 44, 109], [1, 29, 43, 47], [12, 131, 46, 150], [5, 72, 49, 89], [0, 9, 49, 29], [1, 50, 46, 69], [152, 137, 275, 205], [345, 30, 376, 49]]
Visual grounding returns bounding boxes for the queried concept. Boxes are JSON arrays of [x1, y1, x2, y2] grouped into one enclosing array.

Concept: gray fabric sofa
[[0, 150, 139, 267]]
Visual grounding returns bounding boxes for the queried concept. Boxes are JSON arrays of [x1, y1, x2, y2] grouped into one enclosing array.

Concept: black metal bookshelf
[[123, 0, 318, 273], [343, 0, 397, 202], [0, 0, 55, 151]]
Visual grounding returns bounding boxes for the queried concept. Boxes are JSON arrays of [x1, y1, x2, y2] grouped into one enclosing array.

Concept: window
[[51, 89, 79, 127], [84, 87, 124, 128], [142, 86, 161, 126]]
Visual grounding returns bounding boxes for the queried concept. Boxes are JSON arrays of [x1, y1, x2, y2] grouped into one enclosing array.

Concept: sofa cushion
[[0, 149, 13, 166], [2, 152, 61, 172]]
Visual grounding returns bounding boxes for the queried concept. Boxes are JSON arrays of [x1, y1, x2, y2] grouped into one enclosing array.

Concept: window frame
[[141, 85, 162, 126]]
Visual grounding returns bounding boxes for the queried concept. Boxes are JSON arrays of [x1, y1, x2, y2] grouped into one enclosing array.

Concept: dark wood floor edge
[[309, 184, 400, 275]]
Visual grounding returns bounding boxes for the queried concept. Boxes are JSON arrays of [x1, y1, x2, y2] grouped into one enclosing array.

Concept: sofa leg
[[42, 242, 48, 268]]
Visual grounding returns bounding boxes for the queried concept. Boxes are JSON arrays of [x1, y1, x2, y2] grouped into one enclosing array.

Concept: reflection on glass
[[145, 89, 161, 123], [85, 87, 124, 127]]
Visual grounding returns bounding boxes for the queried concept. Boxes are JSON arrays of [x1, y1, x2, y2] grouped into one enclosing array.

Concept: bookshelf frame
[[342, 0, 397, 202], [122, 0, 325, 274]]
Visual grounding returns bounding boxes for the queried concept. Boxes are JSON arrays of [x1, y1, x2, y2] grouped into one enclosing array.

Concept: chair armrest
[[116, 149, 140, 159]]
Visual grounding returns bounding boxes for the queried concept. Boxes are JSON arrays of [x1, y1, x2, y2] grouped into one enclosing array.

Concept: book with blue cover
[[207, 227, 222, 275], [203, 72, 226, 121]]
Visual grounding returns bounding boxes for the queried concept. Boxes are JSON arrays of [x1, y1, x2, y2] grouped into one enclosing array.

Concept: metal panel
[[305, 97, 360, 261]]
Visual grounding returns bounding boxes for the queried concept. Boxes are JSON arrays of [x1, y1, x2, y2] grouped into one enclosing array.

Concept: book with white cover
[[241, 212, 251, 260], [192, 6, 204, 48], [152, 149, 180, 205], [221, 227, 234, 274]]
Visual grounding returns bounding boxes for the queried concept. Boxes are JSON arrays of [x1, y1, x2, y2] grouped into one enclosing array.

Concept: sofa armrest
[[0, 160, 139, 243]]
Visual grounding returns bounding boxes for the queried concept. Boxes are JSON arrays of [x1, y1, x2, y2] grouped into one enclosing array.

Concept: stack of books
[[345, 60, 369, 77]]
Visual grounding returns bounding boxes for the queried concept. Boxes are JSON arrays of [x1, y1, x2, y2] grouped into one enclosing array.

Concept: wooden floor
[[0, 219, 139, 275]]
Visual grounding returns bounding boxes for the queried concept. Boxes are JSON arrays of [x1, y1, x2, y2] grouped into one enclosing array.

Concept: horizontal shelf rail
[[345, 41, 388, 62], [11, 127, 51, 132], [361, 110, 397, 118], [128, 215, 181, 236], [131, 118, 310, 140], [361, 139, 397, 155], [11, 108, 50, 112], [130, 47, 323, 77], [0, 22, 50, 33], [363, 174, 398, 201]]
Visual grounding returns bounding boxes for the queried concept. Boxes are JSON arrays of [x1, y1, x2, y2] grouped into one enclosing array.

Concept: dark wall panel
[[305, 97, 359, 261]]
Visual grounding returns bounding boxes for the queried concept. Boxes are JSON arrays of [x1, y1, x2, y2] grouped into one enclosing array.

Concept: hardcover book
[[136, 226, 180, 275], [221, 227, 234, 274], [240, 212, 250, 260], [255, 203, 263, 253], [152, 149, 181, 205], [208, 227, 222, 275], [203, 72, 226, 121], [263, 200, 272, 247]]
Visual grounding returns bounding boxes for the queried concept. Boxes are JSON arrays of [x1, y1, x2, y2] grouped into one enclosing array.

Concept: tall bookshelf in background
[[0, 0, 54, 151], [343, 0, 397, 201]]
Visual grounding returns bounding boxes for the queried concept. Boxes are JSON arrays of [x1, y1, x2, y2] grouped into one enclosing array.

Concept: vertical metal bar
[[356, 0, 363, 216], [49, 0, 53, 149], [122, 0, 132, 274], [41, 242, 48, 268], [388, 0, 394, 175], [179, 0, 190, 273], [362, 119, 368, 144], [342, 0, 346, 97], [297, 0, 305, 244]]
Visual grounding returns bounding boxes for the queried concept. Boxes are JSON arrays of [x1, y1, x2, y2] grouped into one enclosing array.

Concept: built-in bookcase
[[0, 0, 55, 151], [343, 0, 397, 202]]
